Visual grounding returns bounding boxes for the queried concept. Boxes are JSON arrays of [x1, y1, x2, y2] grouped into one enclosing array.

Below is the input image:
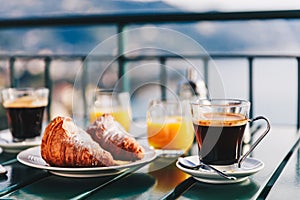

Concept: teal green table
[[261, 128, 300, 200], [0, 125, 298, 200]]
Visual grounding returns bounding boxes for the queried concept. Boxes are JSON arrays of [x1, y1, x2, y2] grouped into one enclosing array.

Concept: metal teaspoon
[[178, 157, 237, 181], [0, 164, 7, 175]]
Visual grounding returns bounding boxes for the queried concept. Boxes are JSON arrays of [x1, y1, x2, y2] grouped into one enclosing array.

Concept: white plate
[[176, 155, 264, 184], [17, 146, 157, 178], [0, 129, 41, 153]]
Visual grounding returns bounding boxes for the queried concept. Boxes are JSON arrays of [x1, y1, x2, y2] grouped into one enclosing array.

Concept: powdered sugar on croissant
[[86, 114, 145, 161], [41, 116, 115, 167]]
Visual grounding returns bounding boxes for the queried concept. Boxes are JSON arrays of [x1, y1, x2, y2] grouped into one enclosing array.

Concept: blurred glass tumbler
[[190, 99, 270, 166], [1, 88, 49, 142], [89, 89, 132, 132], [147, 100, 194, 155]]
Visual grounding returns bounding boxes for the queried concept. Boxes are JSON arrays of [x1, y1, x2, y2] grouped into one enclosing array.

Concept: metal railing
[[2, 52, 300, 128], [1, 10, 300, 128]]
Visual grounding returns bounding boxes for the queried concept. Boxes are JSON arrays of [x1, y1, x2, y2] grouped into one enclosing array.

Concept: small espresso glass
[[190, 99, 270, 167], [147, 99, 195, 156], [1, 88, 49, 142]]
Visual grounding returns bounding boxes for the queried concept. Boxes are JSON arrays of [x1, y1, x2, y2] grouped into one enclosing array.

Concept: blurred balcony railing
[[2, 53, 300, 128], [1, 10, 300, 128]]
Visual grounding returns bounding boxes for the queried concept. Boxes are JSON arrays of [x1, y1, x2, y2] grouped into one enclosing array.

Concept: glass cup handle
[[237, 116, 271, 168]]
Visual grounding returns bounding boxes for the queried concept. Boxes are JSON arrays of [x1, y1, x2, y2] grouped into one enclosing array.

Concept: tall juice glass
[[147, 100, 194, 156], [89, 90, 131, 131]]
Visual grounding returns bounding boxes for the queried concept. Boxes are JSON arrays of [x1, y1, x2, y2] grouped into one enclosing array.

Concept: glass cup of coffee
[[190, 99, 270, 167], [147, 100, 195, 156], [1, 88, 49, 142]]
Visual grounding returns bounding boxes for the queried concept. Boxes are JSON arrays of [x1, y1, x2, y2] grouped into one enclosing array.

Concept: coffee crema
[[3, 96, 48, 108], [196, 112, 248, 127], [193, 112, 248, 165]]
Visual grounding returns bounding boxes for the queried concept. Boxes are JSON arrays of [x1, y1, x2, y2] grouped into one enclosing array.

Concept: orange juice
[[147, 116, 194, 152], [89, 107, 131, 131]]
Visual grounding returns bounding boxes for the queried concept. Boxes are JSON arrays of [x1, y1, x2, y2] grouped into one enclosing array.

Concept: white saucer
[[17, 146, 157, 178], [0, 129, 41, 153], [176, 155, 264, 184]]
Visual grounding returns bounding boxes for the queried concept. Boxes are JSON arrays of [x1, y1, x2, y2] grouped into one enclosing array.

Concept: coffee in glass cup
[[190, 99, 270, 166], [1, 88, 49, 142]]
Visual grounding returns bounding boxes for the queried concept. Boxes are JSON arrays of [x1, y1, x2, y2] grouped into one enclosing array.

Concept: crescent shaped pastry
[[41, 116, 115, 167], [87, 114, 145, 161]]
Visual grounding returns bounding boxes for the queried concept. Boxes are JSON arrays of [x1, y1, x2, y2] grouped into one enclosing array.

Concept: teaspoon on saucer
[[178, 157, 237, 181], [0, 164, 7, 175]]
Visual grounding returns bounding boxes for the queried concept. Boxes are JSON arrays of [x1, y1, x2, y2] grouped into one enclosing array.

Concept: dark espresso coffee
[[4, 96, 47, 141], [193, 112, 248, 165]]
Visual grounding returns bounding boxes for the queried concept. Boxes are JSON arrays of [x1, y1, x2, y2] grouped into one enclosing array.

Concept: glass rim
[[1, 87, 49, 106], [95, 88, 123, 93], [190, 98, 250, 108], [1, 87, 49, 92]]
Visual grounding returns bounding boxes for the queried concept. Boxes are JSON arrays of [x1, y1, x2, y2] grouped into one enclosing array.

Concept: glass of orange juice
[[147, 99, 194, 156], [89, 89, 132, 131]]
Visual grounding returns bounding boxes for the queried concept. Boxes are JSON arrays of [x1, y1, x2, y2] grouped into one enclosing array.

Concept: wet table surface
[[264, 128, 300, 200], [0, 125, 299, 200]]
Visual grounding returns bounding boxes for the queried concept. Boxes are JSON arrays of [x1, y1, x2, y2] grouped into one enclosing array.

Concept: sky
[[163, 0, 300, 12]]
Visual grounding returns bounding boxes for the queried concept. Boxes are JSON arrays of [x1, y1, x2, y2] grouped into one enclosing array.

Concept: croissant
[[41, 116, 115, 167], [86, 114, 145, 161]]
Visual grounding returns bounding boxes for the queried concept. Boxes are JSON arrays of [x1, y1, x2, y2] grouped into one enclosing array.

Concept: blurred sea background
[[0, 0, 300, 128]]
